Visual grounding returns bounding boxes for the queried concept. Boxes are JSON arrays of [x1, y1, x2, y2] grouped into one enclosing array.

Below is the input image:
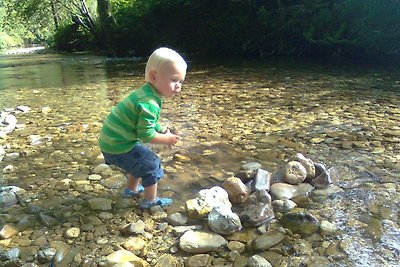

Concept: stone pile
[[183, 153, 340, 246]]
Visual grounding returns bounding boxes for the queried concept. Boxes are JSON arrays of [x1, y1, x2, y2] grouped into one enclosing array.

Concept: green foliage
[[2, 0, 400, 61], [0, 32, 17, 49], [52, 23, 93, 52]]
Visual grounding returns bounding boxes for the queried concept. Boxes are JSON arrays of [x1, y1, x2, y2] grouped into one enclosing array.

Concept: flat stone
[[270, 183, 313, 200], [179, 230, 227, 253], [253, 231, 285, 251], [87, 198, 112, 211], [0, 224, 19, 239]]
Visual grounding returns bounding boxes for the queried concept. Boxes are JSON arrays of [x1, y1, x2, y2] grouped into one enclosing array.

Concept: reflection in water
[[0, 53, 399, 266]]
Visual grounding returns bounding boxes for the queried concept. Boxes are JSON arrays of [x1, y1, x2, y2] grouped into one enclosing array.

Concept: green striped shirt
[[99, 83, 164, 154]]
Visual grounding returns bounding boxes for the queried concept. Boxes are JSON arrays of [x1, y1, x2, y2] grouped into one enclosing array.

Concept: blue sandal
[[121, 185, 145, 198], [139, 197, 172, 209]]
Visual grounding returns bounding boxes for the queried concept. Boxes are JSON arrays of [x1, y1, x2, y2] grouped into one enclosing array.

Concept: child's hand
[[165, 129, 180, 145]]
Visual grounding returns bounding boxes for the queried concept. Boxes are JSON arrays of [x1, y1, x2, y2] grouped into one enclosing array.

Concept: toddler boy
[[99, 47, 187, 209]]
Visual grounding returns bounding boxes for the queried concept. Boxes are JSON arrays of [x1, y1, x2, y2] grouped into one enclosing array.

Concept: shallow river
[[0, 52, 399, 266]]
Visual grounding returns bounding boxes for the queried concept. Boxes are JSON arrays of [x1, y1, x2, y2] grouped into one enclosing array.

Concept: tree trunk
[[50, 0, 59, 30], [97, 0, 115, 55]]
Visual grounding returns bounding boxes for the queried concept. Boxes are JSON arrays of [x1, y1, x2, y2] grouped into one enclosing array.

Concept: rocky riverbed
[[1, 104, 399, 267]]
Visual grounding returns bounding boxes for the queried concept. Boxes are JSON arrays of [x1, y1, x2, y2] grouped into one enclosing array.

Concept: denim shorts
[[102, 144, 164, 187]]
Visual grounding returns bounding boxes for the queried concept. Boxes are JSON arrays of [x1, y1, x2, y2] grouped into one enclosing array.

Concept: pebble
[[64, 227, 80, 238], [247, 255, 272, 267]]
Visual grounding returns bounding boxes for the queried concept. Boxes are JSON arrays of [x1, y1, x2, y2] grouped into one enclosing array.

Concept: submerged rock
[[253, 231, 285, 251], [312, 166, 337, 188], [281, 211, 320, 237]]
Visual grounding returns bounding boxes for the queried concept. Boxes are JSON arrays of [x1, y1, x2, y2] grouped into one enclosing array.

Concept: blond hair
[[145, 47, 187, 82]]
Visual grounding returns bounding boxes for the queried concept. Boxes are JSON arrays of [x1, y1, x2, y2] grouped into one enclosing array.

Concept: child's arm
[[149, 129, 180, 145]]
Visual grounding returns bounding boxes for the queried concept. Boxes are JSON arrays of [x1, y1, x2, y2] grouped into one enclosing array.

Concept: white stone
[[270, 183, 313, 200], [179, 230, 227, 253], [2, 164, 14, 174], [320, 220, 337, 235]]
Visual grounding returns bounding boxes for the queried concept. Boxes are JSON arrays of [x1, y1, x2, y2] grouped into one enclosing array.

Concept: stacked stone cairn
[[183, 153, 337, 253]]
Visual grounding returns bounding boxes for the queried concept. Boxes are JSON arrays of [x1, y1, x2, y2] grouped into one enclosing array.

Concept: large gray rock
[[208, 206, 242, 235]]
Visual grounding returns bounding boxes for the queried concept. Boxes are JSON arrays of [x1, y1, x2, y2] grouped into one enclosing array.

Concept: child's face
[[151, 62, 186, 98]]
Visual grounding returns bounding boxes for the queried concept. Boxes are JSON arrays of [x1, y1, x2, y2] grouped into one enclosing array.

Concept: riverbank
[[1, 46, 47, 55]]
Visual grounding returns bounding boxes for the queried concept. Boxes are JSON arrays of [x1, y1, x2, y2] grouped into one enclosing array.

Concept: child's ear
[[149, 70, 157, 82]]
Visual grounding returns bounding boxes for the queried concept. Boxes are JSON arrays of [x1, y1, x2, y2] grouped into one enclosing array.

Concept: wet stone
[[227, 241, 246, 253], [64, 227, 80, 238], [98, 212, 113, 220], [186, 254, 212, 267], [248, 255, 272, 267], [166, 212, 189, 226], [122, 237, 147, 254], [253, 231, 285, 251], [155, 254, 181, 267], [0, 247, 20, 261], [0, 224, 19, 239], [281, 211, 320, 237], [38, 213, 58, 227], [101, 173, 126, 189], [87, 197, 112, 211], [37, 247, 57, 264], [239, 202, 275, 228], [320, 220, 337, 236], [128, 220, 146, 235], [272, 199, 297, 213]]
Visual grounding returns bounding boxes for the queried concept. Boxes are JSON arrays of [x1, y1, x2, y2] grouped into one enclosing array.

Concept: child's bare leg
[[127, 173, 141, 192], [144, 183, 157, 202]]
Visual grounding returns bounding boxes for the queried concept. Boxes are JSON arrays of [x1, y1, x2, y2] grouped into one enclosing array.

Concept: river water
[[0, 52, 399, 266]]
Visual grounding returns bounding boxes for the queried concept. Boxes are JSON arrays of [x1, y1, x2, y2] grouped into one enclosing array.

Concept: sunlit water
[[0, 52, 399, 266]]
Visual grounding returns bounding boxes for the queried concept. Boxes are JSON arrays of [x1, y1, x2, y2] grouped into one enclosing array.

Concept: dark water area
[[0, 51, 399, 266]]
